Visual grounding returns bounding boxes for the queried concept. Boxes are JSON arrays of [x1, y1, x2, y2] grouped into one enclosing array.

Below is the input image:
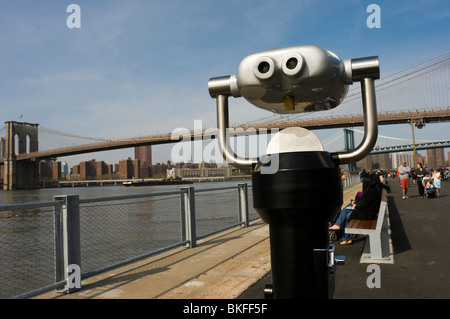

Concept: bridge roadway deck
[[5, 107, 450, 162], [34, 179, 450, 299]]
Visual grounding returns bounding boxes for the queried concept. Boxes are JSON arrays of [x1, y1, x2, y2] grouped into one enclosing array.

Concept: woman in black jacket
[[414, 163, 426, 198], [349, 174, 384, 220], [330, 173, 389, 244]]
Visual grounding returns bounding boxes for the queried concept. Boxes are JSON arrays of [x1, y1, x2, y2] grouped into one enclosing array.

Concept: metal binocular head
[[231, 45, 352, 114], [208, 45, 380, 167]]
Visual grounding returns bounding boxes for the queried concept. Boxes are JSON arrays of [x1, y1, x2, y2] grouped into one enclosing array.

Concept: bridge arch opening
[[26, 134, 31, 154], [14, 133, 19, 156]]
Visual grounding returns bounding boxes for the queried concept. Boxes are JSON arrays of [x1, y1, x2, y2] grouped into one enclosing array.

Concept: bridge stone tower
[[343, 128, 357, 172], [3, 121, 40, 190]]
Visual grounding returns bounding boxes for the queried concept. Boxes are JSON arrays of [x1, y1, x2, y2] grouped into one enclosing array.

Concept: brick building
[[135, 145, 152, 166], [427, 148, 445, 167], [356, 153, 392, 170], [39, 160, 61, 181], [72, 159, 113, 180], [119, 158, 140, 179]]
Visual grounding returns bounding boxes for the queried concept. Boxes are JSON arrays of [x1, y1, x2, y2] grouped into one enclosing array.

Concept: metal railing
[[342, 174, 361, 188], [0, 183, 257, 299], [0, 177, 360, 299]]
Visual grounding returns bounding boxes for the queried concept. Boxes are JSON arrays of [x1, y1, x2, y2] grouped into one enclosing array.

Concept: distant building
[[134, 145, 153, 178], [119, 158, 140, 179], [416, 153, 425, 166], [356, 152, 391, 170], [96, 161, 111, 178], [39, 160, 61, 181], [391, 152, 415, 169], [172, 165, 232, 179], [427, 148, 445, 167], [70, 159, 113, 180], [61, 161, 69, 174], [135, 145, 152, 166], [149, 161, 172, 178], [72, 164, 80, 175], [80, 160, 96, 180]]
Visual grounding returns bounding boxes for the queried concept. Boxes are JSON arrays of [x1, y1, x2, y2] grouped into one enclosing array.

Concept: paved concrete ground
[[240, 178, 450, 299], [35, 178, 450, 300], [33, 183, 361, 300], [34, 219, 271, 299]]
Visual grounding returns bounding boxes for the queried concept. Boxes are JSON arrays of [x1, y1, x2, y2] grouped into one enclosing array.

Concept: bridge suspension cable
[[349, 128, 444, 144], [38, 126, 113, 142], [321, 127, 449, 153], [2, 51, 449, 159], [232, 50, 450, 128]]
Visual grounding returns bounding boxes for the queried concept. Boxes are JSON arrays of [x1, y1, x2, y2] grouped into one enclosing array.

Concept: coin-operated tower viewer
[[208, 45, 380, 299]]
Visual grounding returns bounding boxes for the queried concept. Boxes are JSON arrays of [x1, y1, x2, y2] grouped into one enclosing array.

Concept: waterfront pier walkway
[[35, 178, 450, 299]]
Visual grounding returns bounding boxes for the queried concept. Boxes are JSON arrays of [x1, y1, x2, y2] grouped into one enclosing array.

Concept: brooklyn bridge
[[1, 51, 450, 190]]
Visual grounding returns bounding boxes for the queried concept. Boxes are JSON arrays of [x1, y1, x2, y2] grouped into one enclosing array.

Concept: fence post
[[180, 190, 187, 244], [180, 187, 196, 248], [238, 183, 249, 227], [54, 195, 81, 293]]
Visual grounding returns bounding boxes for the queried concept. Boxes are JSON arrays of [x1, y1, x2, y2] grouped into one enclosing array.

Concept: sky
[[1, 0, 449, 168]]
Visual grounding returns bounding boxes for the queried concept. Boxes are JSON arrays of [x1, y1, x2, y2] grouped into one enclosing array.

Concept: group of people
[[330, 162, 445, 245], [397, 161, 442, 199]]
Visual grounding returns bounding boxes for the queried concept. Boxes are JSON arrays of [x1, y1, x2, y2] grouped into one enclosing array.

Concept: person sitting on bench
[[330, 173, 389, 245]]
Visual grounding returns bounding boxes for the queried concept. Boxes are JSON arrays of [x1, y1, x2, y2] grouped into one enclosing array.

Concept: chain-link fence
[[0, 183, 256, 299], [0, 205, 56, 299], [195, 188, 241, 238], [0, 177, 357, 299], [79, 194, 183, 275]]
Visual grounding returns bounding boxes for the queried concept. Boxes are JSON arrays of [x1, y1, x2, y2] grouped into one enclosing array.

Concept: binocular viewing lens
[[286, 58, 298, 70], [258, 61, 271, 74]]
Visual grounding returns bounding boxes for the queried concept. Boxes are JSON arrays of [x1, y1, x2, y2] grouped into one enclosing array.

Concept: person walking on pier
[[398, 161, 411, 199], [432, 169, 442, 198], [414, 163, 426, 198]]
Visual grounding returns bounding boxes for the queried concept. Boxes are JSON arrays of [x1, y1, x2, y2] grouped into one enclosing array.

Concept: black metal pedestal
[[252, 151, 342, 299]]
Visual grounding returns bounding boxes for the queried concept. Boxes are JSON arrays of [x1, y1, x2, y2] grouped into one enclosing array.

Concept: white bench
[[345, 189, 392, 262]]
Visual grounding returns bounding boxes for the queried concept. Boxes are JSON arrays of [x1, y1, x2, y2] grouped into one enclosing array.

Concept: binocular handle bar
[[209, 56, 380, 168]]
